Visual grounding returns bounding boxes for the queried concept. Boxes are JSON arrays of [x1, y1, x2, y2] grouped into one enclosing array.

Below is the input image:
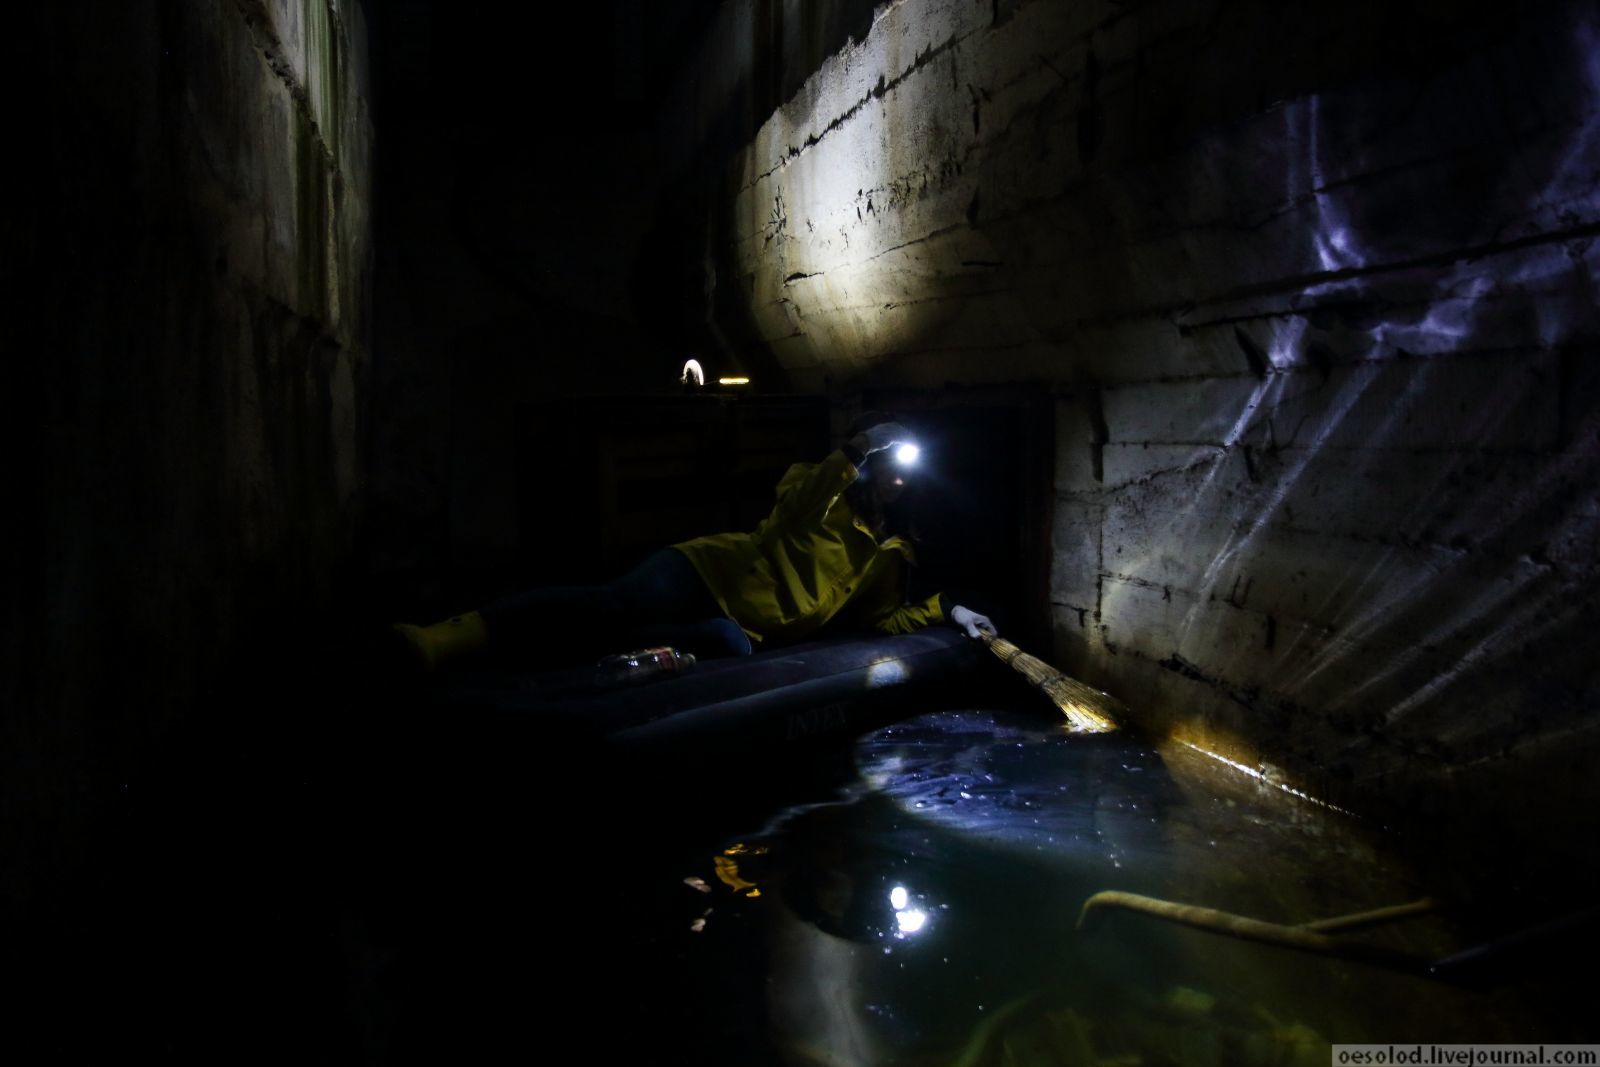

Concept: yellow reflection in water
[[714, 852, 762, 898]]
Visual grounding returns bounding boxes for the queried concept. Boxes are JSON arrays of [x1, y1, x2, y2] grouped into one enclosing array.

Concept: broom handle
[[979, 632, 1120, 732]]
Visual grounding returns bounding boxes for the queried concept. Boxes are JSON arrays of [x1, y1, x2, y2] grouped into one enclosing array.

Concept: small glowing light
[[894, 443, 919, 465], [866, 657, 909, 689], [895, 909, 927, 934], [718, 376, 751, 386], [681, 359, 704, 386], [889, 884, 928, 935]]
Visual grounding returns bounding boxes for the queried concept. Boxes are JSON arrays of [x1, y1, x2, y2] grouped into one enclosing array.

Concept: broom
[[980, 632, 1123, 733]]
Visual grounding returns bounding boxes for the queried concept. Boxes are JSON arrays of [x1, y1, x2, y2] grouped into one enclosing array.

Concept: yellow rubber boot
[[391, 610, 489, 672]]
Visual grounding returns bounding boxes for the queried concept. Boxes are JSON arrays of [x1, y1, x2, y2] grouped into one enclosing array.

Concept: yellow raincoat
[[674, 449, 947, 646]]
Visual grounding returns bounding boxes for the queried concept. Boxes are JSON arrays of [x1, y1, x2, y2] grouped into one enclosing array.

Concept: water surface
[[651, 708, 1563, 1065]]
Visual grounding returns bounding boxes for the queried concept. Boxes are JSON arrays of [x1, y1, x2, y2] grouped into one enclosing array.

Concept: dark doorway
[[865, 388, 1055, 650]]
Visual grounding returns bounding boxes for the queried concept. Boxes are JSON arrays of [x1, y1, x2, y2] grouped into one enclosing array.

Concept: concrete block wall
[[697, 0, 1600, 843], [4, 1, 371, 920]]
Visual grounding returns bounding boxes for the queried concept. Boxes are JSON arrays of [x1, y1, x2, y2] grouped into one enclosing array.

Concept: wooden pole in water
[[980, 632, 1123, 733], [1075, 890, 1438, 974]]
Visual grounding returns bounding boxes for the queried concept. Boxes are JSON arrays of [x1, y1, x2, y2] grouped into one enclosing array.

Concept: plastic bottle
[[595, 646, 697, 687]]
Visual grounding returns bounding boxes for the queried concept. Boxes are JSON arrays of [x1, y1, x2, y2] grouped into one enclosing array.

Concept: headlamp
[[894, 443, 920, 466]]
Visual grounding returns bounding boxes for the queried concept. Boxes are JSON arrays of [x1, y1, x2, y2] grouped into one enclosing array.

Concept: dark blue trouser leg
[[479, 549, 751, 664]]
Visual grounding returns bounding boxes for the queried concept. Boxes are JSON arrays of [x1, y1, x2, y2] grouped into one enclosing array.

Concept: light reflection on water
[[673, 709, 1556, 1066]]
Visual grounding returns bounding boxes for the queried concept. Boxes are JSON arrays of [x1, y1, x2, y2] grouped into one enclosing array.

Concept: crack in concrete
[[1087, 386, 1109, 485], [1085, 217, 1600, 332], [1176, 296, 1389, 335], [1094, 439, 1553, 457], [1234, 325, 1272, 379], [741, 43, 1067, 209], [1102, 571, 1175, 595], [1157, 653, 1285, 723], [745, 0, 1113, 187], [231, 0, 340, 176], [858, 222, 967, 263], [1055, 448, 1227, 494], [794, 285, 1015, 317], [1149, 142, 1521, 241], [754, 20, 990, 184]]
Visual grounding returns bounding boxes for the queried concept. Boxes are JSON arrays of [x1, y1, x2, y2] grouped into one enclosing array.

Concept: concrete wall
[[693, 0, 1600, 845], [4, 0, 371, 921]]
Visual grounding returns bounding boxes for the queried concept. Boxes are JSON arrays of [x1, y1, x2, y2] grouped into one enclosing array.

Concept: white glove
[[852, 421, 914, 455], [950, 605, 997, 639]]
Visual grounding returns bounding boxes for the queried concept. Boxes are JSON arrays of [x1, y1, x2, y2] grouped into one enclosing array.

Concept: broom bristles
[[985, 635, 1122, 733]]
